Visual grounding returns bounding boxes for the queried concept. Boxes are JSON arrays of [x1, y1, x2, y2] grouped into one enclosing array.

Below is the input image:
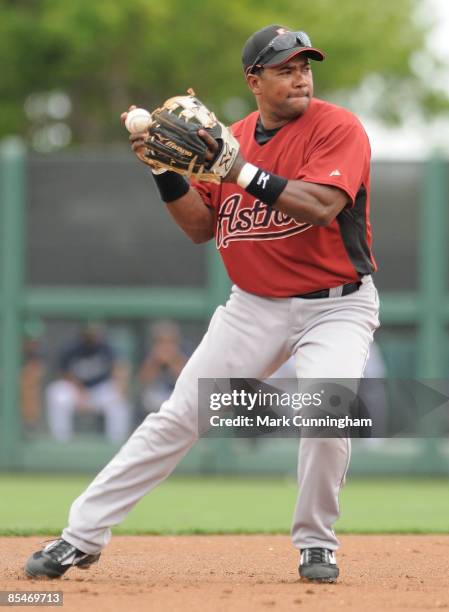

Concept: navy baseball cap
[[242, 25, 325, 74]]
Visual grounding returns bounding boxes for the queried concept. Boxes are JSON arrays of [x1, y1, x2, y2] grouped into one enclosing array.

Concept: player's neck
[[258, 113, 289, 130], [257, 107, 304, 130]]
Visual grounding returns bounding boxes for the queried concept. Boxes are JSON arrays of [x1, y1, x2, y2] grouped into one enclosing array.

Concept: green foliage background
[[0, 0, 445, 144]]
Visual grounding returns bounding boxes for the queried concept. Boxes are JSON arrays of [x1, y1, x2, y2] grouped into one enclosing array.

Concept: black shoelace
[[46, 540, 75, 562], [306, 548, 330, 564]]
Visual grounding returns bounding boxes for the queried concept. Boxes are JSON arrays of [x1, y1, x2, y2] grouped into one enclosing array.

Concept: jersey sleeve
[[297, 117, 371, 205], [190, 179, 222, 210]]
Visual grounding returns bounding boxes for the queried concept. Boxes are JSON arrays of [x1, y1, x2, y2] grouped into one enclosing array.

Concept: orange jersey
[[193, 97, 376, 297]]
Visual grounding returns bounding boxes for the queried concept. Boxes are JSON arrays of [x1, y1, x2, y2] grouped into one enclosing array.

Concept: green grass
[[0, 474, 448, 536]]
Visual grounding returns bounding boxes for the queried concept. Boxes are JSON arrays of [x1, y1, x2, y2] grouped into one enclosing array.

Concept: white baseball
[[125, 108, 152, 133]]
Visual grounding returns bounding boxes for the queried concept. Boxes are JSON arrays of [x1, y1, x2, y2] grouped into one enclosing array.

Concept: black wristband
[[245, 169, 288, 207], [152, 171, 190, 203]]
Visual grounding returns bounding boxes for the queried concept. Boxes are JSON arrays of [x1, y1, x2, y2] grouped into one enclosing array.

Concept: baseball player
[[46, 322, 130, 443], [25, 24, 379, 583]]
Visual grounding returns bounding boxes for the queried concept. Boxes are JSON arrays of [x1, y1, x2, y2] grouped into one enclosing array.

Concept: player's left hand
[[198, 129, 246, 184], [130, 92, 240, 183]]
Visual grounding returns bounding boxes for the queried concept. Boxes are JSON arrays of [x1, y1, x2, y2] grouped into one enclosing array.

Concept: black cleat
[[299, 547, 339, 583], [25, 539, 101, 579]]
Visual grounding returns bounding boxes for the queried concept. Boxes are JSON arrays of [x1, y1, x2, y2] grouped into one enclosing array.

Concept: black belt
[[293, 281, 362, 300]]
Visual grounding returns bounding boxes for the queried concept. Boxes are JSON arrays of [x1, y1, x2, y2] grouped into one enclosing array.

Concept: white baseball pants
[[62, 276, 379, 554], [46, 380, 130, 443]]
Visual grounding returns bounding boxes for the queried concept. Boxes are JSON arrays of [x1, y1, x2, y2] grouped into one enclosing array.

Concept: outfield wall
[[1, 143, 448, 474]]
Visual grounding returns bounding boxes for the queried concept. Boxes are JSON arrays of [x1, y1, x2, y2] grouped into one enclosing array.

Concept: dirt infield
[[2, 535, 449, 611]]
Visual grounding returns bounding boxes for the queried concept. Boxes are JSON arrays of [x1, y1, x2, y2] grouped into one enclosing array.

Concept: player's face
[[248, 56, 314, 125]]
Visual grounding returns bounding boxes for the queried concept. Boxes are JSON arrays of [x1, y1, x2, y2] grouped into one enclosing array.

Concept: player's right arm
[[131, 132, 215, 243], [165, 190, 215, 244], [122, 109, 215, 244]]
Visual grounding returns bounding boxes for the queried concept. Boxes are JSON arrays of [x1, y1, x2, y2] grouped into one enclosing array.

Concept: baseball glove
[[139, 90, 240, 183]]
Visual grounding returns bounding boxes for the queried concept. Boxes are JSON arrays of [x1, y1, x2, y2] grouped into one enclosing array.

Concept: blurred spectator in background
[[20, 319, 46, 435], [46, 321, 130, 443], [138, 320, 187, 415]]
